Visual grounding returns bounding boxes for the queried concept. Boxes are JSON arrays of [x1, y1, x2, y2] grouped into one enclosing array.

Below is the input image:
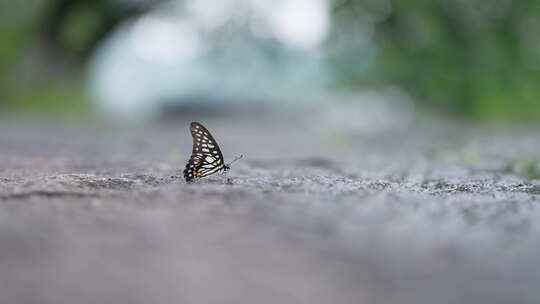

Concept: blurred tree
[[38, 0, 151, 63], [333, 0, 540, 121], [0, 0, 158, 112]]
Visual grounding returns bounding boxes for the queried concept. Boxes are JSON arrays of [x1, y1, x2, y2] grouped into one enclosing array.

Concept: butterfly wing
[[183, 122, 226, 181]]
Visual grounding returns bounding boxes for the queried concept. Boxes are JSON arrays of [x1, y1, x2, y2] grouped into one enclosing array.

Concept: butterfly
[[183, 122, 242, 182]]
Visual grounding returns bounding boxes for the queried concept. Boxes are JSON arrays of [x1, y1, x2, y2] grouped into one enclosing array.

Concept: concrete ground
[[1, 114, 539, 304]]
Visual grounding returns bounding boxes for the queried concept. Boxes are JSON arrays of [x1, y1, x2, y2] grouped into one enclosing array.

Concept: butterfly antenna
[[227, 154, 244, 166]]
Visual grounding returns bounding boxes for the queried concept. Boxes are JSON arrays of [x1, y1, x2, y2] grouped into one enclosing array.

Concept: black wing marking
[[183, 122, 226, 181]]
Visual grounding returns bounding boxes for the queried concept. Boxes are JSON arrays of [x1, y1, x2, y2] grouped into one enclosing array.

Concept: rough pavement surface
[[1, 117, 539, 304]]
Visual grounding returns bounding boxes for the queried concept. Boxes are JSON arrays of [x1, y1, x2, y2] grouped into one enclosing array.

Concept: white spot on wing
[[205, 156, 215, 163]]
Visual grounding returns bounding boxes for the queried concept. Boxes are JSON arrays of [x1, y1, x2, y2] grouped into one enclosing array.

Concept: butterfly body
[[184, 122, 229, 182]]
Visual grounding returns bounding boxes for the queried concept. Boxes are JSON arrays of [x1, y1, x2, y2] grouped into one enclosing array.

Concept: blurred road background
[[1, 1, 540, 303]]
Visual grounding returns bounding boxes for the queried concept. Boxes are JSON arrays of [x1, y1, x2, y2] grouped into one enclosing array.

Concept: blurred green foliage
[[0, 0, 89, 114], [0, 0, 142, 116], [1, 0, 540, 121], [334, 0, 540, 121], [5, 81, 90, 115]]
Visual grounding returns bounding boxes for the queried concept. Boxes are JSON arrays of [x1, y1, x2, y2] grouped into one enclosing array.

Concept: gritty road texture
[[0, 117, 539, 304]]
